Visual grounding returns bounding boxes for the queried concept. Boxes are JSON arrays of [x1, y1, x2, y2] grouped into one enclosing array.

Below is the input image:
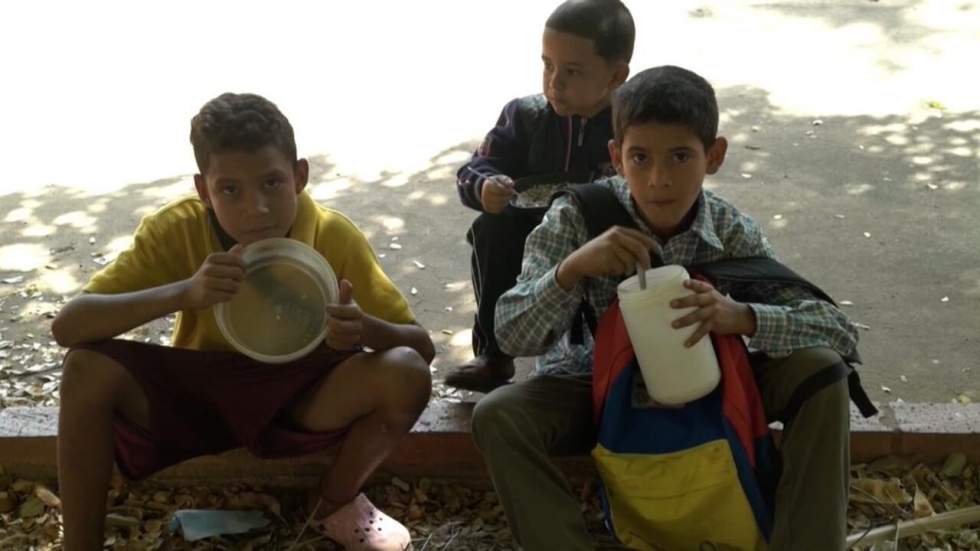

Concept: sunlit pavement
[[1, 1, 978, 404]]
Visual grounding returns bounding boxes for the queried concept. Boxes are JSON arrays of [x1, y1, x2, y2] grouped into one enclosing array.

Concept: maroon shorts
[[72, 339, 356, 480]]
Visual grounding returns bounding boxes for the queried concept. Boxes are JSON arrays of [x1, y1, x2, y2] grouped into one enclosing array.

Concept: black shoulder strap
[[560, 182, 638, 238], [690, 257, 835, 305], [689, 256, 876, 418], [558, 183, 639, 341]]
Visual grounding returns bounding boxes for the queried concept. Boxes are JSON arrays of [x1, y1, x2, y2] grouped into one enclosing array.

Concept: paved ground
[[0, 0, 977, 405]]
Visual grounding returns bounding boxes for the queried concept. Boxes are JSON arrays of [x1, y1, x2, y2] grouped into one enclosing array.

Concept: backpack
[[559, 184, 876, 550]]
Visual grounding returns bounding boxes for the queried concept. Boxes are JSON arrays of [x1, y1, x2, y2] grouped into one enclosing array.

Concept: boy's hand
[[325, 279, 363, 350], [480, 175, 516, 214], [670, 279, 757, 347], [181, 244, 246, 310], [556, 226, 657, 290]]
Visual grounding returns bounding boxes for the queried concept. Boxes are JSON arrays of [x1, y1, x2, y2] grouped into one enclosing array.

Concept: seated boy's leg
[[447, 209, 543, 392], [286, 346, 431, 515], [471, 374, 594, 551], [58, 348, 151, 551], [753, 347, 850, 551]]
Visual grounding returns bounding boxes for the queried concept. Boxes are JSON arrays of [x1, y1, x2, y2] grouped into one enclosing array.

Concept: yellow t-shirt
[[84, 192, 414, 351]]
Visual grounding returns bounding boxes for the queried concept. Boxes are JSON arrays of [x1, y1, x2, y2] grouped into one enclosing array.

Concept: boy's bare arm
[[51, 282, 191, 347], [52, 247, 245, 348], [361, 316, 435, 364], [324, 280, 435, 364]]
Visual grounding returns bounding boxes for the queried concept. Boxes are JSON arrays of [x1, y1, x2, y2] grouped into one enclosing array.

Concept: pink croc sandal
[[314, 493, 413, 551]]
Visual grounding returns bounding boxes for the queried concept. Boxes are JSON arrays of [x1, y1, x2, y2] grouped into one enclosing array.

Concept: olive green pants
[[471, 347, 851, 551]]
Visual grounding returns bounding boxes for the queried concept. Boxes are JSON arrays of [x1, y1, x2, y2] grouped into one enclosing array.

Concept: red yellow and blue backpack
[[561, 184, 877, 551]]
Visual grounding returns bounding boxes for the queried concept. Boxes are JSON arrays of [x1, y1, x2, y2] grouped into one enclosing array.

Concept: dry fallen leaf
[[913, 487, 935, 518], [11, 479, 34, 494], [942, 453, 967, 477], [17, 496, 44, 519], [34, 486, 61, 509], [850, 477, 912, 505]]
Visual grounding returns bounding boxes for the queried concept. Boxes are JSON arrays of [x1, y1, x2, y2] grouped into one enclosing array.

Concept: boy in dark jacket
[[447, 0, 634, 392]]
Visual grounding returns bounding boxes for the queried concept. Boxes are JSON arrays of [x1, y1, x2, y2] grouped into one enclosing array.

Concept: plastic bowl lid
[[215, 238, 339, 363]]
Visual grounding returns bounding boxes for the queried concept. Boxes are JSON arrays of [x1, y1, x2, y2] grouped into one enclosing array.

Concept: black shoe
[[443, 356, 516, 393]]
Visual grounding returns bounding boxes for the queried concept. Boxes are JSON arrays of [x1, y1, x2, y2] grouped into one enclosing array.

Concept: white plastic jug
[[616, 265, 721, 405]]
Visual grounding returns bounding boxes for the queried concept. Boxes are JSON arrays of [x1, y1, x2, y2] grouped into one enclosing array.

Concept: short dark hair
[[612, 65, 719, 150], [545, 0, 635, 63], [189, 93, 297, 173]]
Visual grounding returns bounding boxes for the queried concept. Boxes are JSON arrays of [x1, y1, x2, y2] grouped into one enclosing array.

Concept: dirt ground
[[1, 1, 978, 407]]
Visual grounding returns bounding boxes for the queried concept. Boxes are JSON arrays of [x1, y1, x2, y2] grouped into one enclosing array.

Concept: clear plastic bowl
[[215, 238, 339, 363]]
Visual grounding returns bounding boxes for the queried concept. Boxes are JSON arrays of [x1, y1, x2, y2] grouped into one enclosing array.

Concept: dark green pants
[[471, 347, 850, 551]]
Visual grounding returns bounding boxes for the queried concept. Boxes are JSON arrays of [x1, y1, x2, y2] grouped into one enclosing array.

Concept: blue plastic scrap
[[169, 509, 270, 541]]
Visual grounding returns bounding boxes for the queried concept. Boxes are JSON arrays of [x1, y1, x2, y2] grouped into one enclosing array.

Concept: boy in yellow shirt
[[52, 93, 433, 551]]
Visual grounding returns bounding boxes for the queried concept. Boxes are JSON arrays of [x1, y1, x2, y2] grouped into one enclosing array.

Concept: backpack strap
[[691, 257, 877, 418], [562, 182, 638, 237], [690, 257, 835, 305], [557, 183, 642, 343]]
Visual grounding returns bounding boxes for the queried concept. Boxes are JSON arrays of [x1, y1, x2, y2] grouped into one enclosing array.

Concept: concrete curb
[[1, 401, 977, 485]]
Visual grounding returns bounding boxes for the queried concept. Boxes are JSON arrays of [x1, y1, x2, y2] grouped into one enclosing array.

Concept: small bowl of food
[[509, 171, 592, 212]]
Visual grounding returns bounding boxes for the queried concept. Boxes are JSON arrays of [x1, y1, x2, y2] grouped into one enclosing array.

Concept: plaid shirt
[[495, 176, 859, 376]]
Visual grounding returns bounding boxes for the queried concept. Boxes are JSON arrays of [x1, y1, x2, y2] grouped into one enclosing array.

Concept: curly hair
[[189, 93, 297, 173]]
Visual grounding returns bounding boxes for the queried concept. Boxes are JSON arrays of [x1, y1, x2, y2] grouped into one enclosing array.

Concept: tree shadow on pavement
[[1, 85, 978, 407]]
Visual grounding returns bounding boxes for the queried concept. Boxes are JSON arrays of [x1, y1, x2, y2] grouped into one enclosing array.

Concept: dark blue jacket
[[456, 94, 616, 212]]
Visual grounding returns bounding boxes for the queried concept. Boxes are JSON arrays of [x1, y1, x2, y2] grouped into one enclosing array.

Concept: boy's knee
[[809, 377, 850, 413], [781, 347, 849, 408], [60, 349, 126, 403], [774, 347, 846, 397], [380, 346, 432, 404], [471, 389, 522, 448], [787, 347, 844, 379]]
